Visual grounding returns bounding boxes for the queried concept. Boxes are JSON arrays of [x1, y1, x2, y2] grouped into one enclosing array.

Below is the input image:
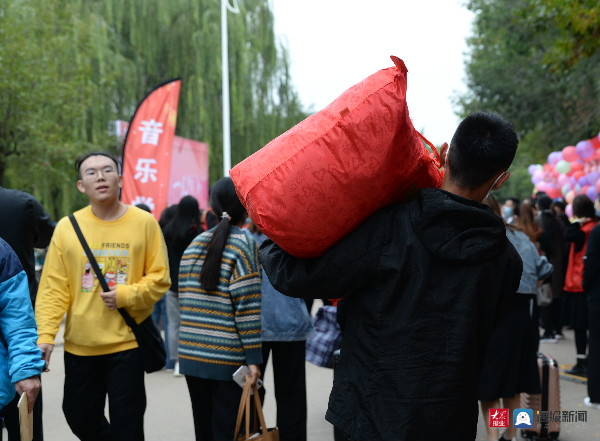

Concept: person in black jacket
[[583, 212, 600, 408], [259, 112, 523, 441], [536, 195, 568, 342], [0, 186, 55, 441], [0, 187, 55, 303]]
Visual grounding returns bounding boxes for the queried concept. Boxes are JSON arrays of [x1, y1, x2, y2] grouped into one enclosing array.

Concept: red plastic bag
[[231, 56, 444, 258]]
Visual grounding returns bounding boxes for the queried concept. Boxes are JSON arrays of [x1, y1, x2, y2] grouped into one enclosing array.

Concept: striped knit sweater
[[178, 226, 262, 381]]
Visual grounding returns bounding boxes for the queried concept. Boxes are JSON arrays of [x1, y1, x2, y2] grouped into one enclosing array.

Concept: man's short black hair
[[75, 152, 121, 179], [448, 112, 518, 189], [536, 195, 553, 211]]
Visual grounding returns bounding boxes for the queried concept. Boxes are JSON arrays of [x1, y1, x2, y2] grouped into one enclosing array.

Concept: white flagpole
[[221, 0, 239, 177]]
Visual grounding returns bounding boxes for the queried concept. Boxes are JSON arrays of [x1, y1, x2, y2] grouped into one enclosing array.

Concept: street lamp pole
[[221, 0, 239, 177]]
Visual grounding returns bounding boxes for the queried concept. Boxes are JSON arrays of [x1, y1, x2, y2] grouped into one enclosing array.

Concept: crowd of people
[[0, 111, 598, 441]]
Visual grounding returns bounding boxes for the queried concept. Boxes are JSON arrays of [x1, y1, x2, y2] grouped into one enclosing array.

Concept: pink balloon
[[571, 162, 584, 172], [562, 146, 579, 162], [547, 187, 562, 199], [596, 179, 600, 193], [558, 174, 570, 186], [566, 204, 573, 218]]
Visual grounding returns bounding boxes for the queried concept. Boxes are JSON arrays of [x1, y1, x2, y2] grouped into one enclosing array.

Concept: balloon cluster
[[528, 133, 600, 218]]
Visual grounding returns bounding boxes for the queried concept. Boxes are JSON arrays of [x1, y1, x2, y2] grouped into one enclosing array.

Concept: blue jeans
[[151, 296, 175, 369]]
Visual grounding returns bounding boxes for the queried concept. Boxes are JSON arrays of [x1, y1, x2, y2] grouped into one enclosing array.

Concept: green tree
[[1, 0, 307, 218], [85, 0, 307, 184], [456, 0, 600, 188], [528, 0, 600, 70], [0, 0, 119, 219]]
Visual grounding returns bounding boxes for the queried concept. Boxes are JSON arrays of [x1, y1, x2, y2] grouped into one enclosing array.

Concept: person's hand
[[38, 343, 54, 372], [246, 364, 261, 386], [15, 376, 41, 413], [100, 288, 118, 310]]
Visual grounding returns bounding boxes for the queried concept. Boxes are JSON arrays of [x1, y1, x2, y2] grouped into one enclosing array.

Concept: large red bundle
[[231, 56, 444, 258]]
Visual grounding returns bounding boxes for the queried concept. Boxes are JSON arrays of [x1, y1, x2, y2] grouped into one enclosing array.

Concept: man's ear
[[76, 180, 86, 194], [440, 142, 449, 167], [492, 171, 511, 191]]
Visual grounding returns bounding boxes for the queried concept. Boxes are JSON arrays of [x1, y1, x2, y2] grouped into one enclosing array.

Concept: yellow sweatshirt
[[36, 205, 171, 356]]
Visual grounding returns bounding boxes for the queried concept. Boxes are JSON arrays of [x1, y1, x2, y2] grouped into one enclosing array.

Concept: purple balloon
[[587, 186, 599, 202], [547, 151, 561, 165], [588, 171, 600, 184], [576, 140, 594, 159], [531, 176, 542, 185], [579, 176, 590, 187]]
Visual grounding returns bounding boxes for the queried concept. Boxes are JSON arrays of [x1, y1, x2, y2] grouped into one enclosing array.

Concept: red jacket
[[564, 220, 597, 293]]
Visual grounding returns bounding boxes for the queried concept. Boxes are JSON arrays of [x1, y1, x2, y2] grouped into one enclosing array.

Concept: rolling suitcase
[[521, 353, 561, 440]]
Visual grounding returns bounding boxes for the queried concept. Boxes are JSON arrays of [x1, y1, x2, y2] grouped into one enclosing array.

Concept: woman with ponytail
[[178, 177, 262, 441]]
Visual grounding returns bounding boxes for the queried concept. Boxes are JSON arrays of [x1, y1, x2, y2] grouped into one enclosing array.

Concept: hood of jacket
[[409, 188, 508, 264]]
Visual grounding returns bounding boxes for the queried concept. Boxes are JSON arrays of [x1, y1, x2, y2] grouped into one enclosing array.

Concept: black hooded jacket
[[0, 187, 55, 302], [259, 188, 522, 441]]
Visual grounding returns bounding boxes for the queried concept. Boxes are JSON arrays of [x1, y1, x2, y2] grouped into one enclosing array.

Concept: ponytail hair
[[200, 177, 246, 291]]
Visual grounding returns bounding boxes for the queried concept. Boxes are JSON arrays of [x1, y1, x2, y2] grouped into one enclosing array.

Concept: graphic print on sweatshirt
[[81, 242, 130, 292]]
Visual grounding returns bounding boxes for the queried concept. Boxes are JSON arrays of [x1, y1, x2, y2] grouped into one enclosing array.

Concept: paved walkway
[[12, 323, 599, 440]]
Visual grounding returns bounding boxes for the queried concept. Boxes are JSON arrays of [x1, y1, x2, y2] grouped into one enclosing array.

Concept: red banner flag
[[121, 79, 182, 219]]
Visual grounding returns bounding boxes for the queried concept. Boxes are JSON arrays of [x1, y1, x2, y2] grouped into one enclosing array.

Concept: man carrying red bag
[[259, 112, 523, 441]]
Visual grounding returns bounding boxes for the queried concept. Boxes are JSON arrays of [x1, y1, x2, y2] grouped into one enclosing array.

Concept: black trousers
[[62, 349, 146, 441], [540, 298, 563, 336], [260, 341, 307, 441], [589, 303, 600, 402], [185, 376, 243, 441], [0, 386, 43, 441]]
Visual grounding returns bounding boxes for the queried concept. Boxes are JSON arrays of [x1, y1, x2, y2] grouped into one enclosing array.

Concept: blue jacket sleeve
[[0, 243, 45, 384]]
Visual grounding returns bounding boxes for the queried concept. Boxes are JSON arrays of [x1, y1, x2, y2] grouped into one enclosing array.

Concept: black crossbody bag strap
[[68, 214, 138, 328]]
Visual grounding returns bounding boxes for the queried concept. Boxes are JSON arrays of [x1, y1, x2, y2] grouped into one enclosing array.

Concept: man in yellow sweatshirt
[[35, 152, 170, 441]]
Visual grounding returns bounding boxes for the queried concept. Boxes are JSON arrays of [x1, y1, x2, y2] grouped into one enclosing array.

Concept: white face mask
[[485, 172, 507, 201]]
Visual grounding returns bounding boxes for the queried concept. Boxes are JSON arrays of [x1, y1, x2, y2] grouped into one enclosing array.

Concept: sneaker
[[540, 336, 557, 343], [554, 333, 564, 340], [584, 397, 600, 410], [565, 364, 588, 377], [173, 361, 183, 377]]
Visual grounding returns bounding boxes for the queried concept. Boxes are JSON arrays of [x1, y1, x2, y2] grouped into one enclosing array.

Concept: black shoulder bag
[[69, 214, 166, 373]]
